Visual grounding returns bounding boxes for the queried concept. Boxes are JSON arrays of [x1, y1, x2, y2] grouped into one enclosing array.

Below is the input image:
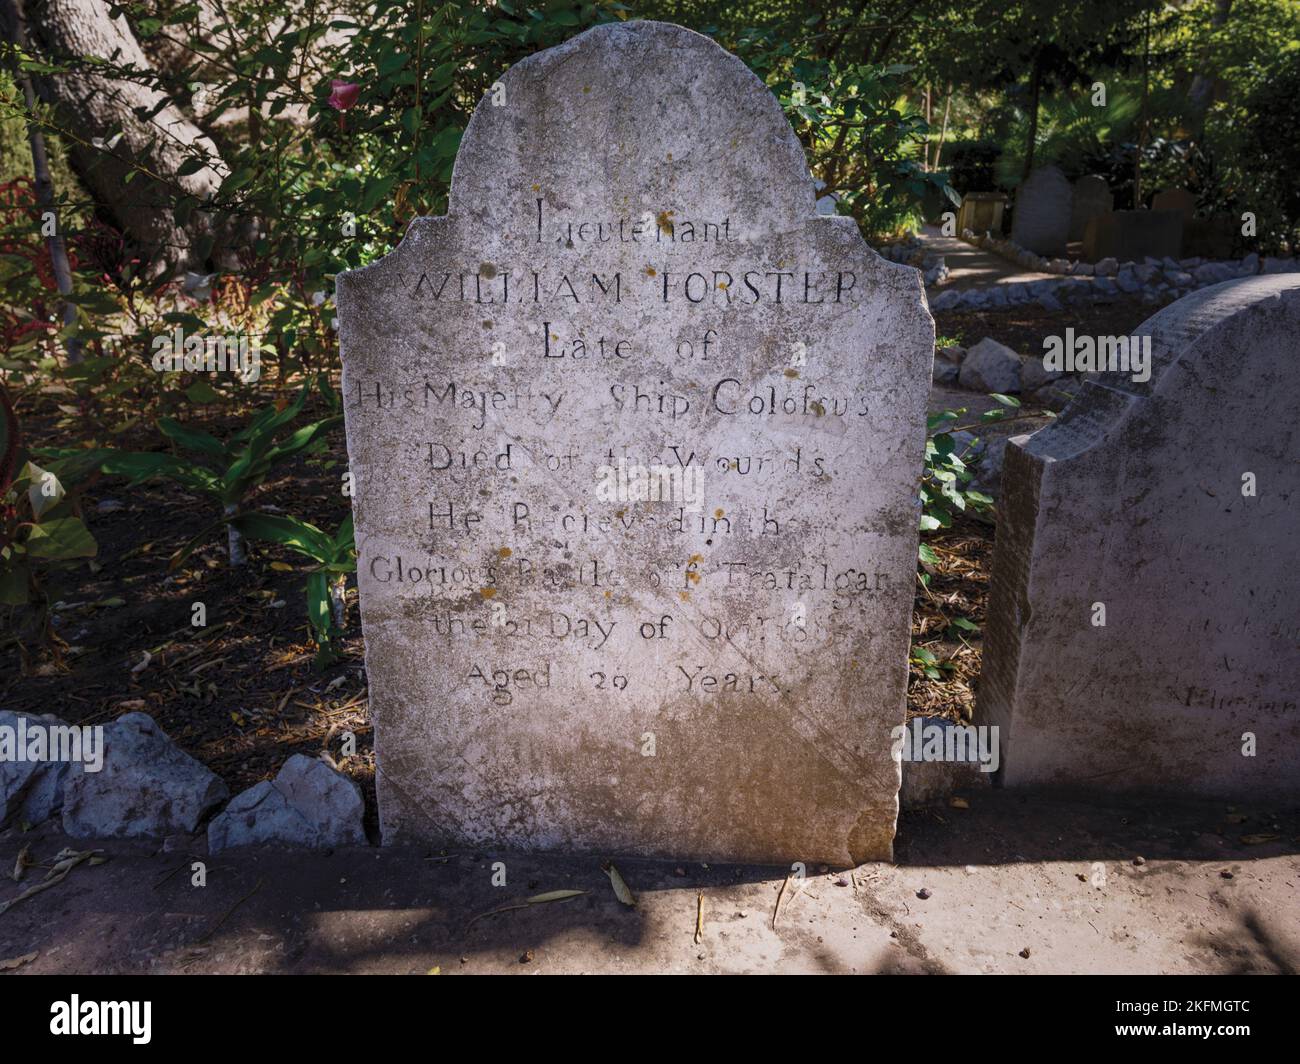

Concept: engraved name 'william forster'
[[337, 20, 932, 865]]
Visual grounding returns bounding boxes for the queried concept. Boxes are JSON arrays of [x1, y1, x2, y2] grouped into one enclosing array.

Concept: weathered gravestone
[[1069, 175, 1113, 242], [1184, 214, 1238, 260], [978, 275, 1300, 797], [1151, 186, 1197, 219], [1084, 209, 1183, 263], [1011, 166, 1072, 256], [957, 192, 1006, 236], [336, 21, 932, 865]]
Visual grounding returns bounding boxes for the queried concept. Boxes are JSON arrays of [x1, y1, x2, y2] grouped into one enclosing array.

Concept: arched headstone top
[[1011, 165, 1072, 256], [1021, 275, 1300, 463], [445, 21, 816, 236]]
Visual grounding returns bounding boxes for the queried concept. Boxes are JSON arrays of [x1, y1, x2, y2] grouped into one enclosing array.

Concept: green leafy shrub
[[88, 383, 339, 567], [0, 384, 97, 657], [234, 511, 355, 668]]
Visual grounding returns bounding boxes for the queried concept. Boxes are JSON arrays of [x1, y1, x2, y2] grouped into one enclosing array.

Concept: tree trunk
[[4, 2, 79, 361], [922, 83, 931, 172], [933, 84, 953, 172], [0, 0, 243, 275]]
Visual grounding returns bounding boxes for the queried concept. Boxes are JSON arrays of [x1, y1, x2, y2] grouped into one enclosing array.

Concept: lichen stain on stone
[[784, 368, 798, 378], [479, 587, 496, 599], [498, 546, 512, 558], [645, 266, 656, 277], [480, 263, 497, 279], [656, 210, 675, 235]]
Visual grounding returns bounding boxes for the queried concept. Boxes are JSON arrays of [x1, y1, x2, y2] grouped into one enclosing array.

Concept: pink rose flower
[[328, 80, 360, 112]]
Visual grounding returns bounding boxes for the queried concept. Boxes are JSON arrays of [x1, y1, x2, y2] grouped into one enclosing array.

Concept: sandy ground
[[2, 789, 1295, 975]]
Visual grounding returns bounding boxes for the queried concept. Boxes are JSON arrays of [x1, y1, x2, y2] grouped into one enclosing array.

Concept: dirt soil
[[1, 789, 1295, 974]]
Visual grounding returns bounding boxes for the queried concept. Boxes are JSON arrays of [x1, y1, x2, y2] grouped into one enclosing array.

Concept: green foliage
[[992, 89, 1142, 190], [0, 386, 97, 649], [909, 644, 954, 681], [0, 70, 82, 205], [916, 394, 1023, 571], [234, 511, 356, 667], [1221, 46, 1300, 252], [728, 31, 956, 238], [88, 382, 339, 566], [0, 460, 97, 604]]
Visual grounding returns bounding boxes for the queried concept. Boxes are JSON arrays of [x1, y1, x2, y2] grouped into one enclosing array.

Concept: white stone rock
[[1115, 268, 1142, 294], [208, 754, 366, 852], [959, 339, 1022, 393], [1021, 356, 1063, 395], [62, 713, 227, 839], [932, 359, 959, 386], [1194, 262, 1235, 285], [0, 711, 72, 828]]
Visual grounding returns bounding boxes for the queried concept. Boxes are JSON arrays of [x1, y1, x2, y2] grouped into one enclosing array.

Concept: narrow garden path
[[916, 223, 1056, 289]]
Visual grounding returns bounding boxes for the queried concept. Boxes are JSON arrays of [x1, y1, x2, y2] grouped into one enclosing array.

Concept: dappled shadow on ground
[[1212, 910, 1298, 975], [3, 785, 1297, 974], [897, 787, 1300, 867]]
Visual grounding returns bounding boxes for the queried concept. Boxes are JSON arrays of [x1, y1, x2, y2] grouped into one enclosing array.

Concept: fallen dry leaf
[[0, 951, 38, 971], [12, 844, 31, 883], [465, 889, 588, 928], [603, 862, 637, 907]]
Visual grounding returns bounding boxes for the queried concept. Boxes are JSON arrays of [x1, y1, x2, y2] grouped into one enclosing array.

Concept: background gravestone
[[1084, 209, 1183, 262], [1011, 165, 1072, 256], [1151, 186, 1197, 218], [1069, 175, 1113, 241], [958, 191, 1007, 236], [337, 21, 932, 865], [978, 275, 1300, 797]]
